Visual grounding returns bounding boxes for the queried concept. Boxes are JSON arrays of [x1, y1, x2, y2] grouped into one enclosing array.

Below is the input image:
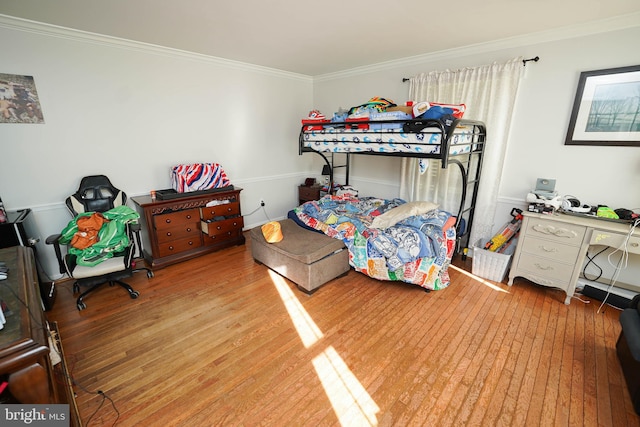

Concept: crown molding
[[314, 12, 640, 82], [0, 14, 312, 83]]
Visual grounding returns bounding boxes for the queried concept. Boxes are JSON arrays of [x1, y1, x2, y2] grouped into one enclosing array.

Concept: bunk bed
[[295, 117, 486, 291]]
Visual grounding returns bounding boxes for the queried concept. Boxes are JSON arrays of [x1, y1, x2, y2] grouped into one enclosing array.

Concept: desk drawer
[[201, 202, 240, 221], [156, 223, 201, 244], [201, 217, 244, 238], [590, 230, 640, 255], [158, 236, 202, 257], [516, 254, 574, 284], [154, 208, 200, 230], [520, 236, 581, 263], [524, 218, 586, 246]]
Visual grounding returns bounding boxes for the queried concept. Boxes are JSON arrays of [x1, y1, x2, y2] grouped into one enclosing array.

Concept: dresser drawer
[[201, 217, 244, 238], [590, 230, 640, 255], [201, 202, 240, 221], [516, 254, 575, 284], [524, 218, 586, 246], [520, 236, 582, 263], [158, 236, 202, 257], [156, 222, 201, 244], [299, 185, 321, 201], [154, 208, 200, 230]]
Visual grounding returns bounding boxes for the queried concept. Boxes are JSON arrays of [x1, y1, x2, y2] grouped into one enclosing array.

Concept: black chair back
[[66, 175, 126, 215]]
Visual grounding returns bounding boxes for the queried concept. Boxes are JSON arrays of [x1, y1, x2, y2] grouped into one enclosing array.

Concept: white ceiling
[[1, 0, 640, 76]]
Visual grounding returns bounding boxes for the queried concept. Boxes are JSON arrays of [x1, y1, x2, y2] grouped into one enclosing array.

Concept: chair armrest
[[45, 233, 67, 275], [45, 233, 61, 245], [127, 222, 144, 259]]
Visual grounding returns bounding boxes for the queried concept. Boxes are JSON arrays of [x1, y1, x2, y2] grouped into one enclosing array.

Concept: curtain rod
[[401, 55, 540, 82]]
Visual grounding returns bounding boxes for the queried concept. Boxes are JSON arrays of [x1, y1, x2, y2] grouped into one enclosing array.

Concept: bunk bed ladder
[[315, 151, 350, 191], [329, 152, 350, 186], [448, 122, 486, 253]]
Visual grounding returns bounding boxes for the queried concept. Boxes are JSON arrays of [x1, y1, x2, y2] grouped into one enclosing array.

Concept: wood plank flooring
[[46, 233, 640, 426]]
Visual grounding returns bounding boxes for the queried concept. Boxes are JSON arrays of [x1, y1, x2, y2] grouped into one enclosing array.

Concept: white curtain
[[400, 57, 524, 248]]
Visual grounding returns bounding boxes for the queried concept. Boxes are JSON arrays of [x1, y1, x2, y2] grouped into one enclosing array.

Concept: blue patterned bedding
[[293, 195, 456, 290]]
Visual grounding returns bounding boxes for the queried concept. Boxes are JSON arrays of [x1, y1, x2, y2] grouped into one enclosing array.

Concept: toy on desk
[[526, 192, 562, 211], [485, 208, 523, 252]]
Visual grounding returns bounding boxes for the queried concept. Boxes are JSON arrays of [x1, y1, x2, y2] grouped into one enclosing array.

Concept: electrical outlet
[[260, 199, 265, 207]]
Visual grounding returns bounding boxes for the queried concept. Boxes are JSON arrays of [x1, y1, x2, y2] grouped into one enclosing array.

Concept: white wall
[[0, 17, 314, 277]]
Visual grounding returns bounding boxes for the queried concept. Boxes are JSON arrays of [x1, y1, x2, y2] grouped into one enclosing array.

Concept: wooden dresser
[[132, 188, 245, 269], [0, 246, 80, 425]]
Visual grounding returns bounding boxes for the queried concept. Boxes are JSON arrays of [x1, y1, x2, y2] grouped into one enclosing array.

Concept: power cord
[[596, 218, 639, 313], [245, 203, 272, 222], [54, 349, 120, 426], [582, 246, 608, 282]]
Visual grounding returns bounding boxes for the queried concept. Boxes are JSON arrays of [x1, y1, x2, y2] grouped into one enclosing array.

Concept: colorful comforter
[[293, 196, 456, 290]]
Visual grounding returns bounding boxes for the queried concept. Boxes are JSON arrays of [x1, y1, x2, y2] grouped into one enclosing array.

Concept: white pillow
[[370, 201, 439, 229]]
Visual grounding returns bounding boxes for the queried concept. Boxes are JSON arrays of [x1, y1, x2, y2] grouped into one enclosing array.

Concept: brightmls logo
[[1, 405, 69, 426]]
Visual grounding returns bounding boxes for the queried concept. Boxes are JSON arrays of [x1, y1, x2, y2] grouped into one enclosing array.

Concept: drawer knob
[[217, 226, 222, 230], [166, 232, 172, 237], [165, 219, 172, 224], [632, 242, 639, 247], [188, 241, 194, 246], [186, 215, 192, 219], [539, 245, 557, 253], [534, 263, 554, 271], [186, 227, 192, 232], [168, 245, 174, 250], [532, 224, 577, 239]]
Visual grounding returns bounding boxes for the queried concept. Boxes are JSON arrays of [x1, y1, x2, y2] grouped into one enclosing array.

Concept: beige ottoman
[[250, 219, 350, 293]]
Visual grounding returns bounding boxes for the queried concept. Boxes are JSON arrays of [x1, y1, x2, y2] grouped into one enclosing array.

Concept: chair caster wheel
[[77, 301, 86, 310], [147, 271, 154, 278], [130, 291, 140, 299]]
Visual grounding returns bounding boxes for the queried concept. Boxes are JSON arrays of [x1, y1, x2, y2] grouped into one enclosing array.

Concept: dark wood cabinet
[[0, 246, 80, 425], [298, 184, 322, 205], [132, 188, 245, 269]]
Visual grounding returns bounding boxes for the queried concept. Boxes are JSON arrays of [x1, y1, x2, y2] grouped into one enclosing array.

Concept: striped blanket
[[171, 163, 230, 193]]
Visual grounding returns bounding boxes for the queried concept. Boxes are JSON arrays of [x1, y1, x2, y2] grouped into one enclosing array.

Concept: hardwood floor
[[46, 233, 640, 426]]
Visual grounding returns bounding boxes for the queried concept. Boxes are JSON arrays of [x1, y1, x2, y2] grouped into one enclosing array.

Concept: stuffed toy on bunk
[[413, 102, 466, 120], [348, 96, 396, 116]]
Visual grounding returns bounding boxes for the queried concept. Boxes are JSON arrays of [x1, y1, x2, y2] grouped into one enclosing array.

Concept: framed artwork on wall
[[0, 73, 45, 124], [565, 64, 640, 146]]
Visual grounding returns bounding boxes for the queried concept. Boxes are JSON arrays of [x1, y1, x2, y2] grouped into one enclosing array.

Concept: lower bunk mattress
[[292, 195, 456, 290]]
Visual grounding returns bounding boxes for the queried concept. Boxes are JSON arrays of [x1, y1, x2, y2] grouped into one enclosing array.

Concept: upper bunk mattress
[[301, 125, 476, 156]]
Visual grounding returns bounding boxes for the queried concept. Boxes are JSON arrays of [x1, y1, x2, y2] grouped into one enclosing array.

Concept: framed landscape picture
[[565, 65, 640, 146]]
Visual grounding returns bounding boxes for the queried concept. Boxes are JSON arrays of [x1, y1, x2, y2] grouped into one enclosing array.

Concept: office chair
[[46, 175, 153, 310]]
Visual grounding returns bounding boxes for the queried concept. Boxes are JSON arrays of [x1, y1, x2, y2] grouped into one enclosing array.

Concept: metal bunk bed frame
[[299, 118, 487, 252]]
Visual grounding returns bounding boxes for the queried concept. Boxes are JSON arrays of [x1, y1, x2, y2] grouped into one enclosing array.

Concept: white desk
[[508, 211, 639, 304]]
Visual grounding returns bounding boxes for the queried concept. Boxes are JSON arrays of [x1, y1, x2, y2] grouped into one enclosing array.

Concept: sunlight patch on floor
[[312, 346, 380, 426], [449, 264, 510, 293], [269, 270, 379, 425], [270, 270, 323, 348]]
